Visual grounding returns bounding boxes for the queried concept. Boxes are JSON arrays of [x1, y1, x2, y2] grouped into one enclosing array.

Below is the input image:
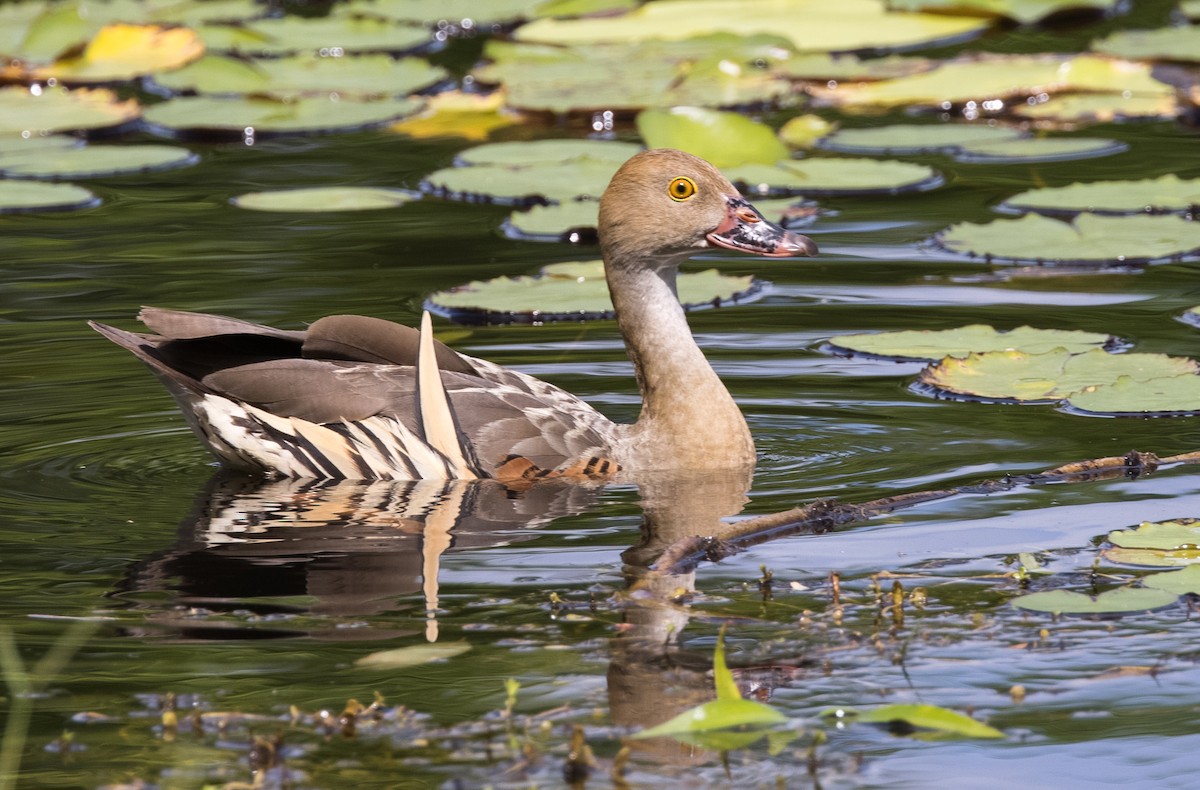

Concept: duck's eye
[[668, 176, 697, 202]]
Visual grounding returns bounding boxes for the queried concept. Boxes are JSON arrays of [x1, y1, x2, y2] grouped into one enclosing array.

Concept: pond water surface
[[6, 8, 1200, 790]]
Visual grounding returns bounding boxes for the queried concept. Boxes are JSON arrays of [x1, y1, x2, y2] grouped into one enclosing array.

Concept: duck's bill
[[707, 197, 818, 258]]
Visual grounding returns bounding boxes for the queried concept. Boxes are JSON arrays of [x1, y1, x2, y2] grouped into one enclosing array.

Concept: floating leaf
[[827, 325, 1114, 361], [778, 114, 836, 148], [853, 703, 1004, 738], [725, 157, 942, 197], [457, 139, 642, 167], [636, 107, 788, 168], [887, 0, 1118, 23], [1102, 547, 1200, 567], [0, 144, 197, 180], [1011, 92, 1179, 124], [0, 180, 98, 213], [0, 86, 141, 135], [936, 213, 1200, 265], [154, 54, 445, 98], [8, 23, 205, 83], [514, 0, 990, 54], [778, 52, 937, 81], [232, 186, 417, 212], [344, 0, 542, 25], [354, 641, 471, 669], [1066, 373, 1200, 416], [918, 348, 1198, 403], [953, 137, 1126, 164], [1012, 586, 1178, 614], [1002, 175, 1200, 217], [505, 200, 600, 242], [1142, 565, 1200, 595], [144, 95, 421, 139], [426, 261, 763, 324], [817, 123, 1023, 155], [1108, 519, 1200, 550], [391, 90, 521, 141], [226, 15, 432, 57], [1094, 26, 1200, 64], [423, 159, 620, 205]]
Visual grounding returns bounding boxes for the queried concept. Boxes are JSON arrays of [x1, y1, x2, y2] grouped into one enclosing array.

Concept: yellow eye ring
[[668, 176, 697, 202]]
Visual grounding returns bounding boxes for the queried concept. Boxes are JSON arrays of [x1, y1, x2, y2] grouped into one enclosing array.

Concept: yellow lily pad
[[391, 90, 521, 141], [22, 23, 204, 83]]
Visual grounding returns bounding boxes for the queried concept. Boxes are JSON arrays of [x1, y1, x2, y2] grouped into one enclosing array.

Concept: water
[[6, 34, 1200, 790]]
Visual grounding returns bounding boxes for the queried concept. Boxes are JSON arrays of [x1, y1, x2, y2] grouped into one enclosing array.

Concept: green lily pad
[[0, 179, 98, 213], [1066, 374, 1200, 416], [1142, 565, 1200, 595], [827, 325, 1115, 361], [154, 54, 445, 98], [1011, 92, 1179, 124], [811, 53, 1171, 110], [1002, 175, 1200, 217], [1109, 519, 1200, 550], [1094, 26, 1200, 64], [456, 139, 643, 167], [0, 144, 197, 180], [1102, 547, 1200, 567], [725, 157, 942, 197], [354, 641, 471, 669], [147, 0, 269, 27], [936, 213, 1200, 265], [232, 186, 417, 212], [918, 348, 1199, 403], [475, 35, 792, 114], [1184, 0, 1200, 20], [1011, 586, 1178, 614], [777, 53, 938, 82], [422, 158, 620, 205], [225, 15, 433, 57], [636, 107, 788, 168], [952, 137, 1126, 164], [341, 0, 552, 26], [143, 95, 421, 139], [505, 200, 600, 243], [513, 0, 990, 54], [817, 123, 1024, 154], [0, 86, 141, 135], [888, 0, 1118, 24], [426, 261, 763, 324], [852, 703, 1004, 739]]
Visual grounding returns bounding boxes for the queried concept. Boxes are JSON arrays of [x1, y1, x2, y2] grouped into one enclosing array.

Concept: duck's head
[[598, 148, 818, 271]]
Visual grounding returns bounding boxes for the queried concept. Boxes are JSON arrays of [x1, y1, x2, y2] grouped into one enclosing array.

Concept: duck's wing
[[90, 309, 619, 482]]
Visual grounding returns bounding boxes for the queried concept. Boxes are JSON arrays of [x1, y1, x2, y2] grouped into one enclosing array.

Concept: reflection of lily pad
[[514, 0, 990, 53], [636, 107, 788, 168], [936, 213, 1200, 265], [0, 144, 198, 180], [827, 325, 1114, 361], [1012, 587, 1177, 614], [232, 187, 417, 212], [1094, 26, 1200, 64], [1066, 374, 1200, 416], [918, 348, 1198, 402], [426, 261, 763, 324], [144, 95, 421, 139], [0, 86, 141, 135], [154, 54, 445, 98], [1142, 565, 1200, 595], [726, 158, 942, 197], [1002, 175, 1200, 217], [423, 159, 620, 204], [0, 180, 99, 213]]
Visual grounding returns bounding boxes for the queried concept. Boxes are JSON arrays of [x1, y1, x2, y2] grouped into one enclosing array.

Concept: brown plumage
[[90, 148, 817, 481]]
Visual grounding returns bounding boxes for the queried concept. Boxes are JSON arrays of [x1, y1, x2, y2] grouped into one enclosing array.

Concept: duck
[[91, 148, 818, 482]]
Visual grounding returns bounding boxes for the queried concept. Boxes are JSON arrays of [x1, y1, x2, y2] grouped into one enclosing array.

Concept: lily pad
[[426, 260, 763, 324], [827, 325, 1115, 361], [143, 95, 421, 139], [354, 641, 471, 669], [1011, 92, 1179, 124], [1094, 26, 1200, 64], [154, 54, 445, 98], [853, 703, 1004, 738], [6, 23, 205, 83], [888, 0, 1118, 24], [918, 348, 1199, 403], [513, 0, 990, 54], [1142, 565, 1200, 595], [390, 90, 521, 141], [342, 0, 552, 26], [225, 15, 433, 57], [952, 137, 1127, 164], [0, 180, 98, 213], [636, 107, 788, 168], [1011, 586, 1178, 614], [232, 186, 417, 212], [1108, 519, 1200, 550], [504, 200, 600, 243], [0, 144, 198, 180], [422, 158, 620, 205], [810, 54, 1171, 111], [0, 86, 141, 135], [725, 157, 943, 197], [456, 139, 642, 167], [817, 123, 1024, 155], [936, 213, 1200, 265], [778, 52, 938, 81], [1102, 547, 1200, 567], [778, 114, 837, 148], [1002, 175, 1200, 217], [1066, 374, 1200, 416]]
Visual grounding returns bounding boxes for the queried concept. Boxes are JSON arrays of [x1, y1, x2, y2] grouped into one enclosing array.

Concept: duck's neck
[[606, 259, 755, 472]]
